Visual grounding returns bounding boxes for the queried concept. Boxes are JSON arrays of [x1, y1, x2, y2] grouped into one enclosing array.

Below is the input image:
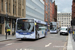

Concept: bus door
[[35, 24, 42, 37]]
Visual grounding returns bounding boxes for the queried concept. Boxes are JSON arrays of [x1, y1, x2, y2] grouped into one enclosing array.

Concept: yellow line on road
[[63, 42, 67, 50], [66, 36, 68, 40], [63, 36, 68, 50]]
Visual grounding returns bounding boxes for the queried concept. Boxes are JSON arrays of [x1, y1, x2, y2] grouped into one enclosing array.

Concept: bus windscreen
[[17, 19, 34, 32]]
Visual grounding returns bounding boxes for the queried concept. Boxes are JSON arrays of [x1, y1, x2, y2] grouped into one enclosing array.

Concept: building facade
[[72, 0, 75, 19], [44, 0, 52, 24], [57, 13, 72, 27], [44, 0, 57, 24], [52, 1, 57, 22], [26, 0, 44, 21], [0, 0, 26, 35]]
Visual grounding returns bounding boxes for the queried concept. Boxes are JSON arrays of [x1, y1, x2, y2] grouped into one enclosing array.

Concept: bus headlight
[[16, 32, 19, 35]]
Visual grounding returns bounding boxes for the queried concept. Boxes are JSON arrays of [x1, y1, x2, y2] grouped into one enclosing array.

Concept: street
[[0, 32, 68, 50]]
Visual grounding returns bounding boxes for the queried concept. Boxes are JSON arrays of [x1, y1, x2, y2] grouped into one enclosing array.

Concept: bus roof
[[17, 18, 47, 25]]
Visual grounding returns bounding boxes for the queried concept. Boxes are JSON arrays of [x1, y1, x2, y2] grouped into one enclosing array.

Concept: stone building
[[57, 13, 72, 27], [0, 0, 26, 35]]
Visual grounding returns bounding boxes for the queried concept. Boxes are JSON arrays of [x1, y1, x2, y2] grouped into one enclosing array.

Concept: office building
[[26, 0, 44, 21], [57, 13, 72, 27]]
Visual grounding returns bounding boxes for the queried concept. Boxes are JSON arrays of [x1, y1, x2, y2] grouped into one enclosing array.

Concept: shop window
[[0, 25, 2, 34], [1, 0, 3, 11]]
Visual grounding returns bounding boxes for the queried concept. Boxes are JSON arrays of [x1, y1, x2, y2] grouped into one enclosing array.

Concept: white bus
[[16, 18, 47, 40]]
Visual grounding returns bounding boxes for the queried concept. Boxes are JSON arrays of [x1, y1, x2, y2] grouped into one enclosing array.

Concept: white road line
[[16, 48, 34, 50], [5, 43, 14, 46], [20, 49, 22, 50], [45, 43, 52, 47], [53, 46, 64, 48]]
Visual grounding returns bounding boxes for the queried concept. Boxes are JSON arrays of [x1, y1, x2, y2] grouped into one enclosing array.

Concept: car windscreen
[[61, 28, 67, 31]]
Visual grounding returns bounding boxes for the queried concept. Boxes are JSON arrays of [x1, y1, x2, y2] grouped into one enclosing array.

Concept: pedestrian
[[69, 28, 71, 34], [7, 28, 11, 35]]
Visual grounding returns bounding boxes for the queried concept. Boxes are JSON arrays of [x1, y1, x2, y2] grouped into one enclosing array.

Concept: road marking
[[45, 43, 52, 47], [63, 42, 67, 50], [66, 36, 68, 40], [16, 48, 34, 50], [53, 46, 64, 48], [20, 49, 22, 50], [63, 36, 68, 50], [5, 43, 14, 46]]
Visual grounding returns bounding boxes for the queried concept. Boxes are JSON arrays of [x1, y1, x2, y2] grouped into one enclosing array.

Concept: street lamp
[[6, 0, 7, 39]]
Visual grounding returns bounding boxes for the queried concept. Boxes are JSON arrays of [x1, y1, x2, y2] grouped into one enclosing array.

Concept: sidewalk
[[67, 34, 73, 50], [71, 34, 75, 50], [0, 35, 16, 42]]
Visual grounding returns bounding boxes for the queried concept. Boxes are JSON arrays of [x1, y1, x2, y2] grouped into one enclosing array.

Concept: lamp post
[[6, 0, 7, 39]]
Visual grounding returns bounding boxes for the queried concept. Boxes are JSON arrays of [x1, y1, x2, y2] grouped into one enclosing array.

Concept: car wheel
[[60, 33, 62, 35]]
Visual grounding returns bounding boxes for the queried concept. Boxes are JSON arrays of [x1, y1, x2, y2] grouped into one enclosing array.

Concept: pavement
[[71, 34, 75, 50], [67, 34, 73, 50], [0, 35, 16, 42]]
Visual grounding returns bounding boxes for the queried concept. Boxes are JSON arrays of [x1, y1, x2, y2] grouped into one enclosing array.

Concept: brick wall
[[52, 1, 57, 22], [72, 0, 75, 19], [44, 0, 57, 22]]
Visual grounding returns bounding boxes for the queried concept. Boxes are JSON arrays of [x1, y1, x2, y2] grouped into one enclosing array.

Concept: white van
[[60, 27, 68, 35]]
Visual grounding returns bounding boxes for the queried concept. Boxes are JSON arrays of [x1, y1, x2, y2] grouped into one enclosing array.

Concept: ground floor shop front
[[0, 25, 2, 34], [0, 16, 16, 36]]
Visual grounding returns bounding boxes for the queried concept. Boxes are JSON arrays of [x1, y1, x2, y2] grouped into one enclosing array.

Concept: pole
[[6, 0, 7, 39], [6, 18, 7, 39]]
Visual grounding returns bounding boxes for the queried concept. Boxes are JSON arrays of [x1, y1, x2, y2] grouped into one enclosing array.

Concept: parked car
[[60, 27, 68, 35]]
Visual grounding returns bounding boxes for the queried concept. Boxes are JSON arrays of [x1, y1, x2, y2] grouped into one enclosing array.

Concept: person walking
[[7, 28, 11, 35], [69, 28, 71, 34]]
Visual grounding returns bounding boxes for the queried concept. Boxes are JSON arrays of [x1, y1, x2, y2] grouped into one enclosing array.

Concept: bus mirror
[[35, 23, 37, 25]]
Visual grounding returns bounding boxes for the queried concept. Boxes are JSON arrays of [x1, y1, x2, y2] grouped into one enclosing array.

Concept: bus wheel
[[21, 38, 24, 40]]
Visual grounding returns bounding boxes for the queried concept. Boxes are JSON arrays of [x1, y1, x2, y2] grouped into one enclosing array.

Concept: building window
[[22, 0, 24, 5], [22, 9, 24, 17], [62, 23, 63, 24], [13, 5, 16, 15], [9, 0, 11, 13], [18, 0, 21, 16], [9, 4, 10, 13], [46, 0, 47, 3], [46, 6, 47, 11], [1, 0, 3, 11], [18, 8, 20, 16], [6, 0, 9, 12], [14, 6, 16, 15], [46, 14, 47, 19]]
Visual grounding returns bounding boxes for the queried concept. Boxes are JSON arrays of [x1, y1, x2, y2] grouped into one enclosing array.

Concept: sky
[[55, 0, 72, 13], [41, 0, 72, 13]]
